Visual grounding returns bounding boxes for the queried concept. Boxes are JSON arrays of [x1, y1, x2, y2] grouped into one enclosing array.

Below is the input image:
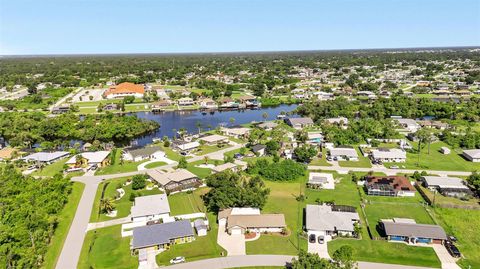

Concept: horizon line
[[1, 45, 480, 58]]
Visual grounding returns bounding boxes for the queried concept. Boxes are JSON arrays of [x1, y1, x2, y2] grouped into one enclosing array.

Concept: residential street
[[308, 165, 473, 177]]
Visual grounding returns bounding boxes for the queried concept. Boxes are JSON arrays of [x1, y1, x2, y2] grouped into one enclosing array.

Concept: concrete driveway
[[217, 224, 246, 256], [432, 244, 461, 269], [307, 232, 331, 259]]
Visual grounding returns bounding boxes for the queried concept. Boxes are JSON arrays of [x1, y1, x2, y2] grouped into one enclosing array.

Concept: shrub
[[132, 175, 147, 190]]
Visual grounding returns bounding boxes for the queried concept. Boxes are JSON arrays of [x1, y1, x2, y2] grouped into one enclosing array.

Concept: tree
[[265, 140, 280, 155], [132, 174, 147, 190], [178, 156, 188, 168], [100, 198, 115, 213], [295, 130, 308, 144], [332, 245, 357, 269], [290, 250, 332, 269], [294, 145, 318, 163], [123, 95, 135, 104], [467, 171, 480, 196]]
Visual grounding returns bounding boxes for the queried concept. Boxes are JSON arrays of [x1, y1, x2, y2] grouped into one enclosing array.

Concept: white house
[[22, 151, 69, 164], [462, 149, 480, 162], [122, 146, 164, 162], [218, 207, 286, 235], [395, 118, 421, 132], [194, 219, 208, 236], [66, 151, 110, 169], [130, 194, 171, 222], [306, 204, 360, 237], [329, 147, 358, 161], [371, 148, 406, 163]]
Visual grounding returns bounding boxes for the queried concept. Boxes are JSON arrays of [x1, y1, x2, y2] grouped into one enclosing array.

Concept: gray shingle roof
[[383, 222, 447, 240], [131, 220, 194, 249], [306, 204, 360, 232]]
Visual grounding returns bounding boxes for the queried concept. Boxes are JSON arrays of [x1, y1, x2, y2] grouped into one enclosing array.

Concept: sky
[[0, 0, 479, 55]]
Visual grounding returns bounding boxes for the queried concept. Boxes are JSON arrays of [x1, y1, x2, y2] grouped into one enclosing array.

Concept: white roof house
[[330, 147, 358, 160], [131, 194, 171, 222], [66, 151, 110, 165], [308, 172, 335, 189], [176, 141, 200, 151], [371, 148, 407, 162], [462, 149, 480, 162], [421, 176, 470, 190], [22, 151, 69, 163], [221, 127, 250, 137], [325, 117, 349, 125], [211, 162, 240, 174], [395, 118, 421, 132], [306, 204, 360, 235], [199, 134, 228, 144]]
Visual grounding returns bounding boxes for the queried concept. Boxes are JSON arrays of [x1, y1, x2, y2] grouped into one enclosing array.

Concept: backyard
[[31, 158, 68, 177], [338, 147, 372, 168]]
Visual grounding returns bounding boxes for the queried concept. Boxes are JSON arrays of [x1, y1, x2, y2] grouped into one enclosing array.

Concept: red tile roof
[[104, 82, 144, 96]]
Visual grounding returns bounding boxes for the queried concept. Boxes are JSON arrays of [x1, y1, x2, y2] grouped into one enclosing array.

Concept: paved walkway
[[86, 216, 132, 231], [432, 244, 461, 269], [217, 224, 246, 256]]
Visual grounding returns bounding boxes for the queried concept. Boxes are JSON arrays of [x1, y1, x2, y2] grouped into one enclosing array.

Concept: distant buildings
[[122, 146, 164, 162], [371, 148, 407, 163], [103, 82, 145, 99], [66, 151, 110, 170], [285, 117, 314, 129]]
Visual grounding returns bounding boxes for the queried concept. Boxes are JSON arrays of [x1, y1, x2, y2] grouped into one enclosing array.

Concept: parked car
[[309, 234, 316, 243], [448, 235, 458, 242], [234, 153, 243, 159], [170, 256, 186, 264], [326, 156, 332, 161], [390, 165, 399, 169], [318, 235, 325, 244], [445, 241, 461, 258]]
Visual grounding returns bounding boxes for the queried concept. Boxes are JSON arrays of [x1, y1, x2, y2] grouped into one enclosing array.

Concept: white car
[[390, 165, 399, 169], [170, 256, 186, 264]]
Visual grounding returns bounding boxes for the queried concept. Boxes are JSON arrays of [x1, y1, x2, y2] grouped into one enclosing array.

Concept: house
[[198, 98, 217, 109], [218, 207, 286, 235], [329, 147, 358, 161], [173, 140, 200, 152], [103, 103, 118, 111], [421, 176, 472, 198], [194, 219, 208, 236], [22, 151, 69, 164], [365, 176, 416, 197], [147, 169, 202, 194], [66, 151, 110, 170], [221, 127, 250, 139], [440, 147, 451, 154], [307, 132, 323, 145], [122, 146, 164, 162], [252, 144, 266, 156], [237, 95, 260, 107], [381, 219, 447, 244], [52, 105, 70, 114], [103, 82, 145, 99], [131, 194, 171, 222], [394, 118, 421, 132], [131, 220, 195, 251], [151, 100, 173, 111], [285, 117, 314, 129], [177, 97, 195, 106], [462, 149, 480, 162], [211, 162, 242, 174], [371, 148, 406, 163], [325, 117, 349, 127], [199, 134, 229, 145], [218, 97, 238, 108], [307, 172, 334, 189], [305, 204, 360, 237], [258, 122, 278, 131]]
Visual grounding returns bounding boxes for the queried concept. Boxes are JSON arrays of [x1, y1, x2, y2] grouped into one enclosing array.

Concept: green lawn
[[310, 149, 332, 167], [156, 213, 225, 265], [195, 144, 230, 155], [338, 147, 372, 168], [305, 172, 360, 207], [95, 149, 147, 175], [42, 182, 85, 269], [431, 208, 480, 269], [328, 239, 441, 268], [168, 188, 207, 215], [157, 144, 183, 161], [417, 185, 480, 208], [78, 225, 138, 269], [144, 161, 167, 169], [384, 141, 479, 172], [90, 176, 162, 222], [31, 158, 68, 177]]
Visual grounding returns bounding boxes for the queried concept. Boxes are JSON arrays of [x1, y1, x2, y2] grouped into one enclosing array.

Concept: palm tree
[[100, 198, 115, 214], [203, 156, 209, 165], [196, 121, 202, 134]]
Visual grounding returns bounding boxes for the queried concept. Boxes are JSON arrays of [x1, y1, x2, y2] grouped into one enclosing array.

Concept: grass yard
[[42, 182, 85, 269], [365, 203, 434, 238], [246, 179, 306, 255], [310, 149, 332, 167], [144, 161, 167, 169], [95, 149, 147, 175], [31, 158, 68, 177], [78, 225, 138, 269], [156, 213, 225, 265], [90, 177, 162, 222], [417, 185, 480, 208], [384, 142, 479, 172], [338, 147, 372, 168], [305, 172, 360, 207], [157, 144, 183, 161], [328, 239, 441, 268], [431, 208, 480, 269], [168, 188, 207, 215], [195, 144, 231, 156]]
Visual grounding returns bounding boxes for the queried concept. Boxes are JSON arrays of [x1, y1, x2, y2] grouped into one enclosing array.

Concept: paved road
[[161, 255, 439, 269], [49, 87, 83, 111], [308, 165, 473, 177], [56, 143, 244, 269]]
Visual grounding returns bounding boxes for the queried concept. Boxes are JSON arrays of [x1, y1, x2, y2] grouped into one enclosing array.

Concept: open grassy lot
[[144, 161, 167, 169], [431, 208, 480, 269], [31, 158, 68, 177], [384, 141, 479, 172], [95, 149, 147, 175], [90, 176, 162, 222], [246, 179, 306, 255], [78, 225, 138, 269], [42, 182, 85, 269], [417, 185, 480, 208], [305, 172, 360, 207], [365, 203, 434, 238], [338, 147, 372, 168], [328, 239, 441, 268], [168, 188, 207, 216], [156, 212, 225, 265]]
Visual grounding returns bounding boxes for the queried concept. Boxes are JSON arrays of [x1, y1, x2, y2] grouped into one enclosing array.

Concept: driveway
[[217, 224, 246, 256], [307, 232, 331, 259], [432, 244, 461, 269]]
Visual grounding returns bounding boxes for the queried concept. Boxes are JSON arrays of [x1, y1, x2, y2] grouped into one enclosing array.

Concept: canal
[[132, 104, 298, 146]]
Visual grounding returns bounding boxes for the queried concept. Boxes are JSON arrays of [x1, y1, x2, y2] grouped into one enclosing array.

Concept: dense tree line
[[203, 171, 270, 212], [248, 159, 306, 181], [0, 165, 72, 268], [0, 112, 159, 148]]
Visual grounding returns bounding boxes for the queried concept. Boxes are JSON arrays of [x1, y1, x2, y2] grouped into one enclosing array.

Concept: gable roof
[[463, 149, 480, 159], [306, 204, 360, 232], [421, 176, 469, 190], [227, 214, 286, 229], [330, 147, 358, 158], [131, 194, 171, 218], [23, 151, 69, 162], [132, 220, 194, 249], [382, 221, 447, 240], [125, 146, 162, 158], [147, 169, 198, 186], [105, 82, 144, 96], [286, 117, 314, 126], [66, 151, 110, 164], [372, 148, 406, 159]]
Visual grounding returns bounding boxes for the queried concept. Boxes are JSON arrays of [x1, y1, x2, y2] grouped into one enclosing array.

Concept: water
[[131, 104, 298, 146]]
